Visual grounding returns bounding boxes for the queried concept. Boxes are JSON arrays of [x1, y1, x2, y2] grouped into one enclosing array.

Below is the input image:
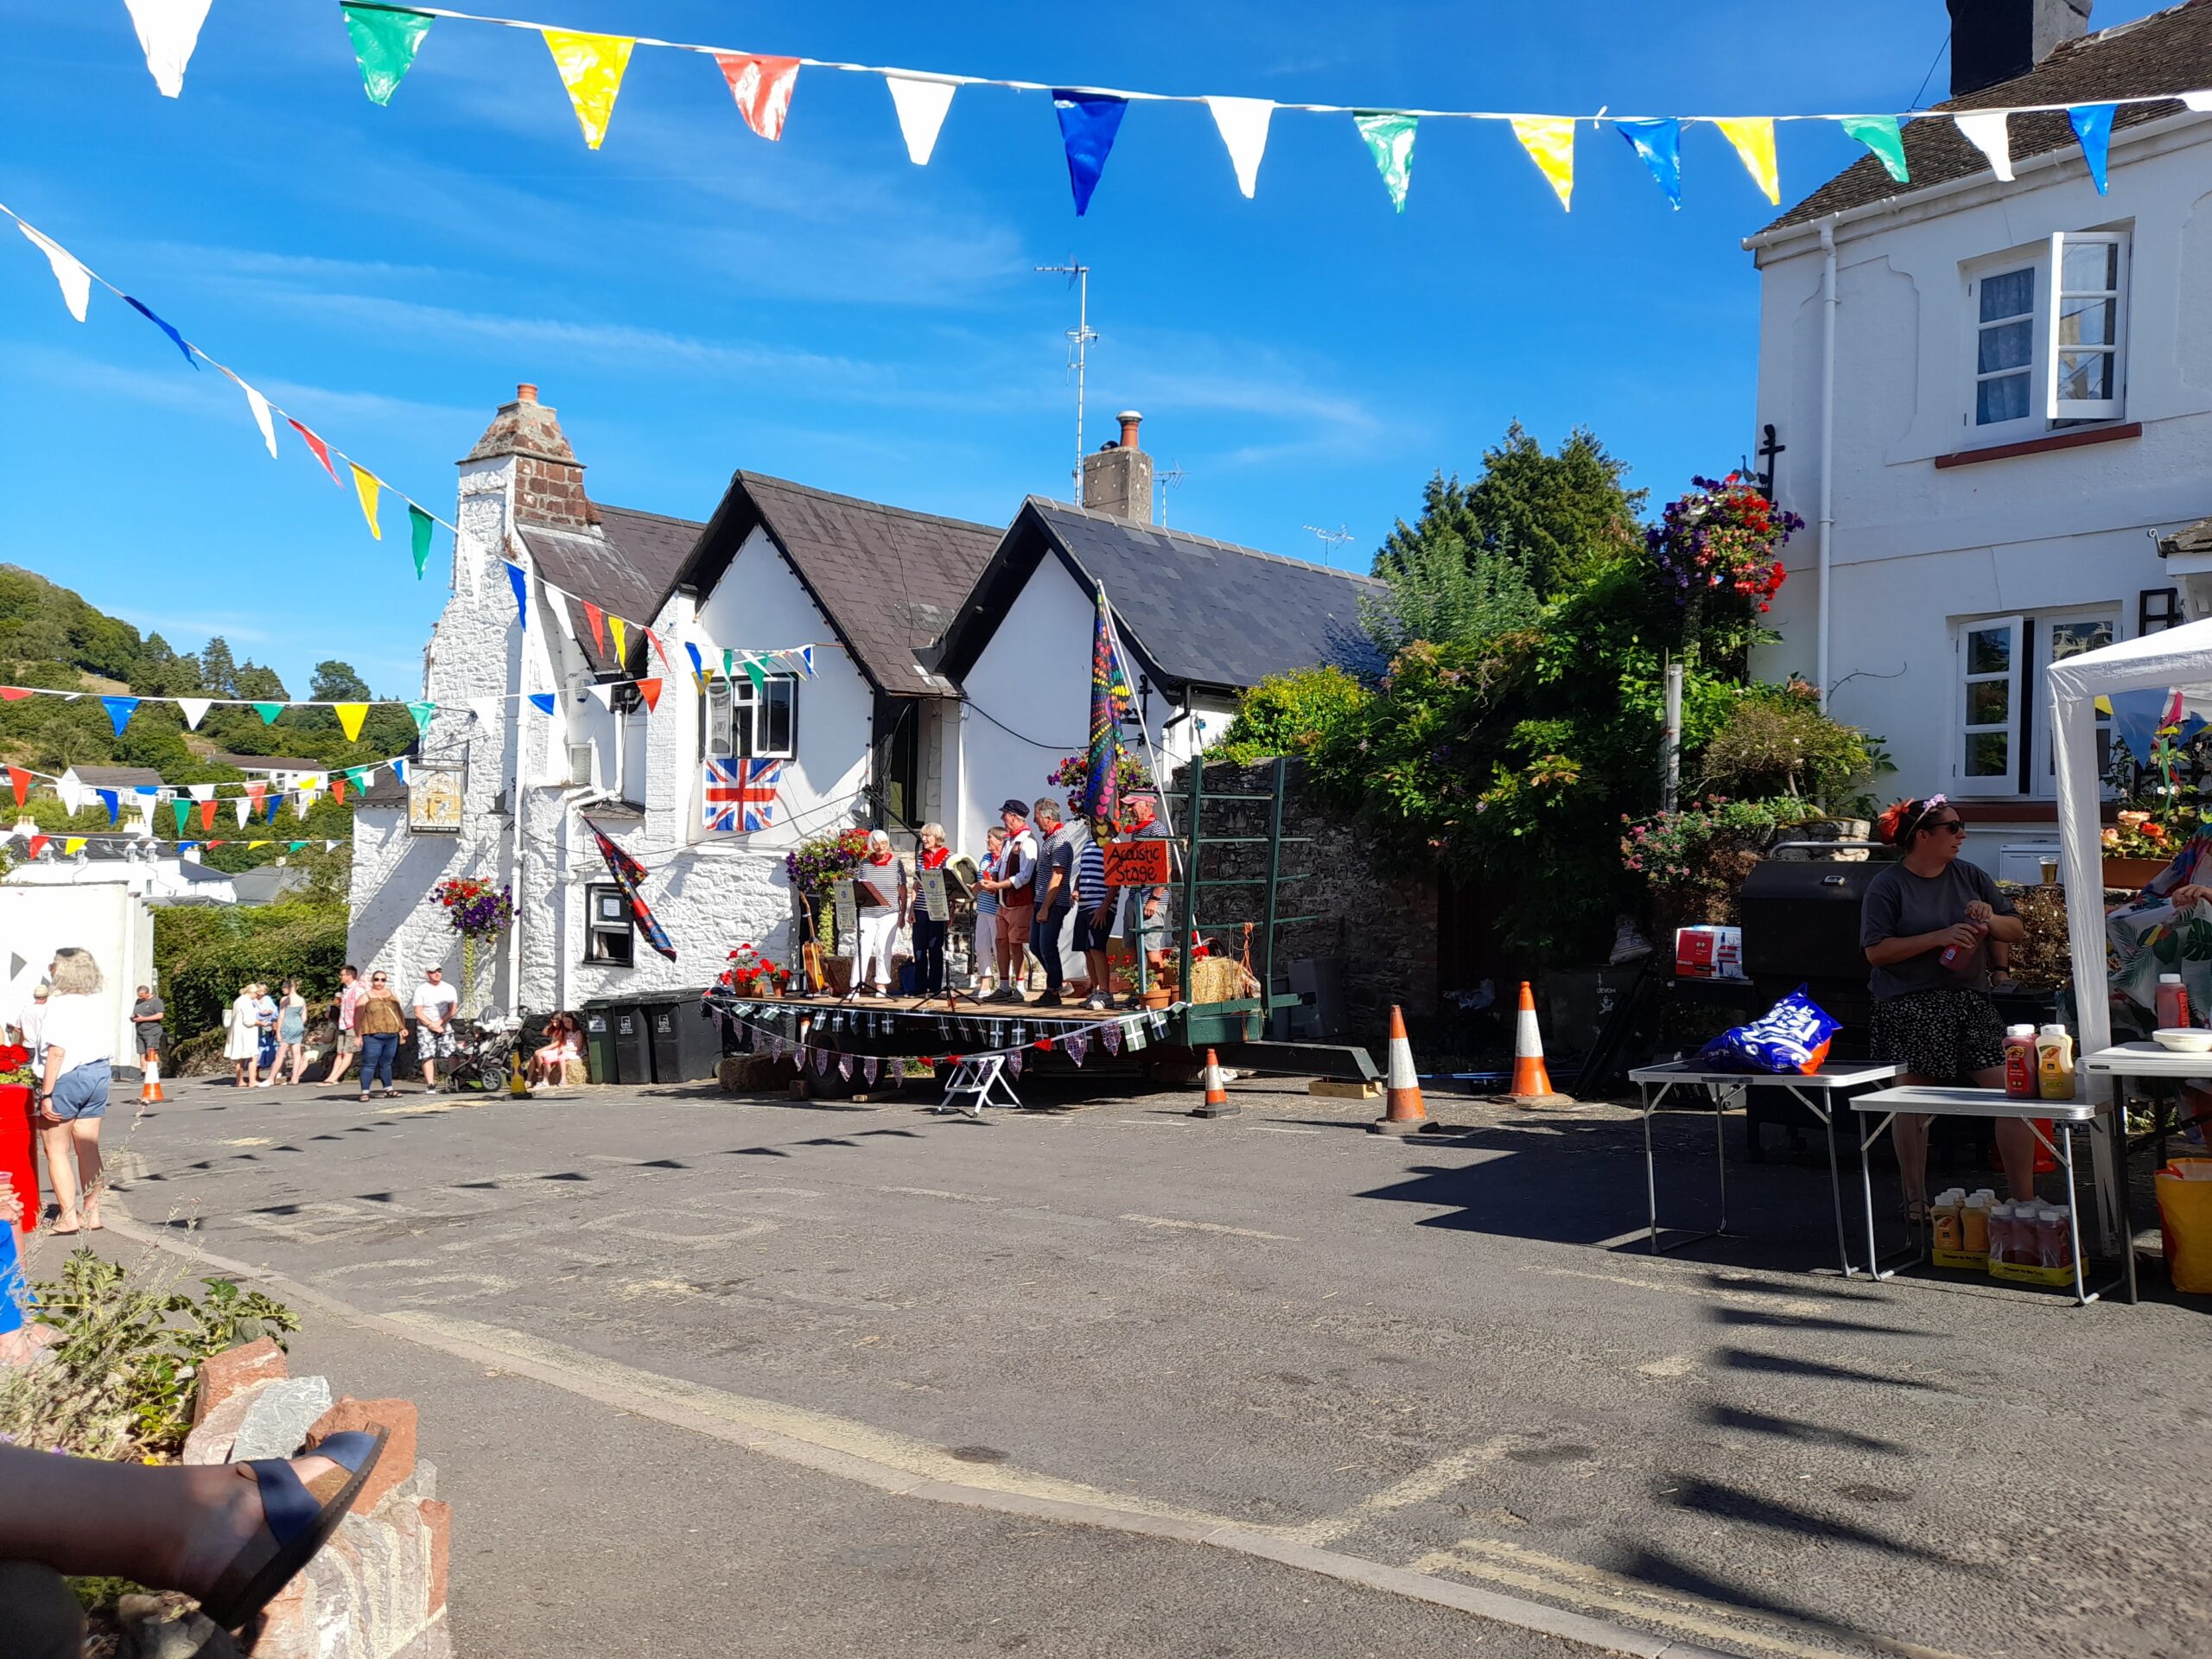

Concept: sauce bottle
[[1931, 1189, 1965, 1252], [1963, 1191, 1994, 1255], [2003, 1026, 2039, 1099], [2158, 974, 2193, 1031], [1988, 1202, 2015, 1264], [2037, 1025, 2075, 1102], [1940, 921, 1988, 973]]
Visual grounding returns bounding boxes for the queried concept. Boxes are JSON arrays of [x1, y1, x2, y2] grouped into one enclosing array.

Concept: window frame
[[2045, 231, 2129, 423], [1961, 232, 2131, 445], [1955, 613, 2025, 798], [699, 671, 798, 763], [1953, 609, 2123, 798], [583, 881, 635, 966], [2036, 609, 2120, 795], [1968, 260, 2040, 440]]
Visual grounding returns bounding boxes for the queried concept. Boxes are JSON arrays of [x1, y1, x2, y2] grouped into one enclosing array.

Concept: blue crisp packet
[[1698, 985, 1840, 1075]]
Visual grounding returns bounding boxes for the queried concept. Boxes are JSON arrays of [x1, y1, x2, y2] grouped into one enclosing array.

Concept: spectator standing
[[251, 984, 278, 1085], [1072, 823, 1114, 1010], [852, 830, 906, 998], [1029, 798, 1077, 1007], [910, 823, 950, 996], [18, 982, 49, 1071], [325, 966, 364, 1089], [971, 826, 1006, 995], [985, 801, 1037, 1003], [223, 984, 260, 1087], [356, 972, 405, 1101], [270, 980, 309, 1087], [35, 948, 113, 1235], [410, 965, 458, 1090], [130, 983, 164, 1081]]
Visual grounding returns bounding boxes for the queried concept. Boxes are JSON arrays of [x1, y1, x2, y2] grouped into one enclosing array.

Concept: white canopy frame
[[2046, 615, 2212, 1249]]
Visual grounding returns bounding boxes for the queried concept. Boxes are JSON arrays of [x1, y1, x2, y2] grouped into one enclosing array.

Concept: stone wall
[[1168, 757, 1437, 1044]]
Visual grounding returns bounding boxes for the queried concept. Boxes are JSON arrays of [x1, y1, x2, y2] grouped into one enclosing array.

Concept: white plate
[[2152, 1028, 2212, 1053]]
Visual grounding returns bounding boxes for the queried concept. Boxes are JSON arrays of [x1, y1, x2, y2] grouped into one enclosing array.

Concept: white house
[[1746, 0, 2212, 873], [0, 882, 154, 1068], [3, 836, 237, 906]]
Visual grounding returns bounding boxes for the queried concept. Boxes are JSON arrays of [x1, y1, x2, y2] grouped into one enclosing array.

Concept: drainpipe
[[1816, 217, 1840, 708]]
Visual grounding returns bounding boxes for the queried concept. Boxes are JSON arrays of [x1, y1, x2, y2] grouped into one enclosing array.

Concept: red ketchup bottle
[[1940, 921, 1988, 973], [2003, 1026, 2039, 1100], [2157, 974, 2192, 1031]]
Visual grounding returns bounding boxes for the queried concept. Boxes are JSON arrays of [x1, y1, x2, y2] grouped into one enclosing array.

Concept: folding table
[[1626, 1060, 1899, 1274], [2082, 1041, 2212, 1305]]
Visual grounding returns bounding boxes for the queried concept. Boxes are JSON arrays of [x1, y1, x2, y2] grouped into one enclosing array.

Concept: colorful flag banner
[[585, 683, 614, 710], [715, 53, 799, 140], [6, 767, 28, 807], [528, 691, 557, 717], [341, 3, 434, 105], [1955, 111, 2013, 181], [409, 504, 435, 577], [505, 560, 531, 628], [1082, 587, 1122, 828], [1713, 117, 1780, 205], [1053, 92, 1128, 216], [607, 613, 628, 663], [351, 464, 384, 539], [124, 0, 214, 99], [587, 817, 676, 960], [582, 601, 607, 655], [1205, 96, 1274, 198], [334, 702, 370, 741], [1509, 116, 1573, 210], [233, 798, 251, 829], [2069, 103, 2116, 193], [543, 29, 634, 149], [171, 799, 190, 835], [199, 800, 218, 831], [1839, 114, 1909, 183], [253, 702, 283, 725], [124, 296, 196, 365], [408, 699, 435, 736], [1356, 111, 1419, 212], [1617, 118, 1682, 208], [635, 677, 662, 711], [100, 696, 138, 736], [97, 790, 119, 826], [886, 73, 955, 164], [288, 418, 341, 482], [228, 372, 279, 456], [16, 222, 90, 321]]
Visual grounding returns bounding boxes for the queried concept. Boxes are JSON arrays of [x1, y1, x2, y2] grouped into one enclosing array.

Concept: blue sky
[[0, 0, 2171, 696]]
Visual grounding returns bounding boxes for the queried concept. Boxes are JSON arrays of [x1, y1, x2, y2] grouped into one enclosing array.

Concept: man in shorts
[[325, 965, 364, 1089], [985, 800, 1036, 1003], [130, 983, 164, 1077], [410, 965, 459, 1090]]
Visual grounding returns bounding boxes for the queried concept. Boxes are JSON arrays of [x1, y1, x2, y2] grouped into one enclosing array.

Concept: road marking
[[880, 1185, 1001, 1205], [623, 1279, 706, 1298], [1637, 1354, 1698, 1378], [1283, 1439, 1514, 1546], [220, 1137, 274, 1147], [1524, 1264, 1827, 1320], [1120, 1213, 1297, 1242], [581, 1210, 779, 1246], [1415, 1538, 1967, 1659], [1249, 1125, 1320, 1135]]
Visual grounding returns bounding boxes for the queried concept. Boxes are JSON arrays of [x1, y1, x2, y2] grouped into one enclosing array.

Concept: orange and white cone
[[1493, 982, 1573, 1109], [138, 1052, 164, 1104], [1193, 1047, 1237, 1118], [1370, 1006, 1430, 1135]]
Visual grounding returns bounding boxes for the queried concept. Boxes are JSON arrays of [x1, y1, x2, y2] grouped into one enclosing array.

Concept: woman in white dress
[[223, 983, 261, 1088]]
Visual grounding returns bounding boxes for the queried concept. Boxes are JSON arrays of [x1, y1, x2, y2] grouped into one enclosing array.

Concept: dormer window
[[1965, 231, 2129, 442]]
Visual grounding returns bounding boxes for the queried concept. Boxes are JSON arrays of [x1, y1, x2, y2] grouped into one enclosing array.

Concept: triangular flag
[[528, 692, 557, 717], [2187, 92, 2212, 113], [289, 842, 308, 854], [469, 696, 501, 727], [253, 702, 283, 725], [741, 655, 766, 691], [288, 419, 341, 481], [608, 614, 628, 663], [5, 766, 27, 807], [100, 696, 139, 735], [349, 465, 383, 539], [409, 505, 435, 578], [1053, 92, 1128, 216], [505, 561, 531, 628], [2069, 104, 2116, 194], [582, 601, 607, 656], [16, 222, 91, 321], [1839, 114, 1909, 183], [721, 648, 735, 683], [246, 781, 268, 817], [0, 687, 29, 701], [585, 683, 615, 710], [233, 798, 251, 828], [391, 758, 409, 784], [334, 702, 370, 742], [62, 837, 83, 856], [800, 645, 815, 677], [1205, 96, 1274, 198], [1955, 111, 2013, 181], [124, 296, 196, 365], [408, 699, 435, 736], [186, 784, 213, 803], [685, 641, 706, 687], [226, 373, 279, 457], [198, 800, 217, 831], [886, 74, 956, 164], [330, 774, 347, 804], [123, 0, 213, 98], [171, 798, 190, 835], [635, 677, 662, 712], [542, 29, 634, 150], [715, 53, 799, 141], [1355, 111, 1420, 212], [1067, 1031, 1089, 1066], [248, 840, 270, 850], [340, 3, 432, 105], [646, 627, 671, 670], [27, 836, 47, 860], [1618, 118, 1682, 208], [1713, 117, 1780, 206], [97, 789, 119, 826], [1507, 116, 1573, 210]]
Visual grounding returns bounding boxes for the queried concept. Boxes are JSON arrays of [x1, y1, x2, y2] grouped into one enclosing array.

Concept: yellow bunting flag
[[64, 837, 86, 855], [1510, 116, 1575, 210], [334, 702, 370, 742], [350, 464, 383, 539], [1713, 117, 1780, 206], [608, 613, 629, 663], [543, 29, 634, 149]]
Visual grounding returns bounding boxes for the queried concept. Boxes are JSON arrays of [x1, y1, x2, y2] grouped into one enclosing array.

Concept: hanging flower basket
[[1644, 474, 1803, 637]]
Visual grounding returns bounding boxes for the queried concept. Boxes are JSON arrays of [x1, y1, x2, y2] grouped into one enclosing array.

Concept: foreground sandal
[[199, 1427, 388, 1632]]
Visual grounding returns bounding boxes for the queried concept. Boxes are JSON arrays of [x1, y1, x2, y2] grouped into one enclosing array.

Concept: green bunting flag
[[408, 699, 435, 737], [253, 702, 284, 726], [341, 4, 434, 106], [171, 798, 190, 835], [408, 503, 435, 579], [741, 654, 766, 690], [1354, 111, 1418, 212], [1839, 114, 1909, 183]]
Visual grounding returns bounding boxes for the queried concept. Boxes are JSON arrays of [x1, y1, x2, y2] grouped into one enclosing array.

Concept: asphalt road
[[50, 1069, 2212, 1658]]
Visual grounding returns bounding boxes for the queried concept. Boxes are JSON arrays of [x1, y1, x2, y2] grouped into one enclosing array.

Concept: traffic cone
[[1370, 1005, 1430, 1135], [1193, 1048, 1237, 1119], [510, 1048, 530, 1096], [138, 1053, 164, 1104], [1493, 982, 1574, 1109]]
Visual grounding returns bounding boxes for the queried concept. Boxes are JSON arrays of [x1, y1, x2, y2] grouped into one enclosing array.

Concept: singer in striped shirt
[[1072, 823, 1114, 1010]]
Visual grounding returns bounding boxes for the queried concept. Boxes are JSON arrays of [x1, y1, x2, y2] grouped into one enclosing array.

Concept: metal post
[[1261, 758, 1287, 1034], [1662, 656, 1684, 814], [1181, 756, 1205, 1005]]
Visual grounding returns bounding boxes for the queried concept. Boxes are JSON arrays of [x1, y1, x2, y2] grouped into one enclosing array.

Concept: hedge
[[152, 901, 350, 1044]]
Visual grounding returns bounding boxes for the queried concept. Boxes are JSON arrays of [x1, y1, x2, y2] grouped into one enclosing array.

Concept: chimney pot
[[1946, 0, 2092, 99], [517, 382, 539, 404], [1083, 410, 1154, 524], [1117, 410, 1142, 449]]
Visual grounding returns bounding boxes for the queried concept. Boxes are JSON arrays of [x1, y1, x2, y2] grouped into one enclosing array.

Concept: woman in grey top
[[1859, 794, 2035, 1219]]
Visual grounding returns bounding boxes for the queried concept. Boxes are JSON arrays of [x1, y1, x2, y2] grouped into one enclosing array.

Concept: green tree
[[308, 661, 371, 703], [232, 662, 289, 703], [1362, 529, 1539, 662], [1217, 667, 1374, 765], [198, 637, 238, 697]]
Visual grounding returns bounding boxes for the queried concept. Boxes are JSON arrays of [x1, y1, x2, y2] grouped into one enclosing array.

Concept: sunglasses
[[1926, 818, 1967, 835]]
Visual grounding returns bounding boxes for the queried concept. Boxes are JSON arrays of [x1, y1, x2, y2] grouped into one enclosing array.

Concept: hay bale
[[718, 1054, 798, 1096]]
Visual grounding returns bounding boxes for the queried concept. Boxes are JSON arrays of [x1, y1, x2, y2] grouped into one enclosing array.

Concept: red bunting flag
[[6, 766, 27, 807], [0, 688, 32, 701], [635, 677, 662, 711], [198, 801, 218, 831], [582, 600, 607, 656], [287, 418, 341, 482], [715, 53, 799, 140], [26, 835, 47, 861], [331, 775, 347, 804], [246, 781, 268, 817], [645, 627, 671, 670]]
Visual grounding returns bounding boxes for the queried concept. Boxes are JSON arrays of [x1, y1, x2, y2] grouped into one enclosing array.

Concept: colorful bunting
[[6, 767, 28, 808], [124, 296, 196, 365], [97, 790, 119, 826], [341, 3, 433, 105], [2069, 103, 2116, 194], [350, 464, 383, 539], [1053, 92, 1128, 216], [27, 836, 47, 860], [408, 700, 435, 736], [1509, 116, 1573, 210], [1955, 111, 2013, 181], [224, 372, 280, 456], [1713, 117, 1780, 206], [100, 696, 138, 735], [635, 677, 662, 712], [543, 29, 634, 150], [528, 692, 557, 716], [582, 601, 607, 656], [715, 53, 799, 141], [409, 504, 435, 578], [607, 614, 628, 663], [171, 799, 190, 835], [288, 418, 341, 482], [1840, 114, 1909, 183], [886, 74, 955, 164], [1355, 111, 1419, 212], [123, 0, 213, 99], [253, 702, 283, 725], [60, 838, 80, 856], [334, 702, 370, 742], [1205, 96, 1274, 198], [1617, 118, 1682, 208], [505, 561, 531, 628], [16, 222, 90, 321], [645, 628, 671, 671], [199, 800, 218, 831], [587, 817, 676, 960]]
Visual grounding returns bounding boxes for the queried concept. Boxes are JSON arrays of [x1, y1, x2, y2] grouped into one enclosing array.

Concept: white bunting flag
[[58, 776, 83, 816], [296, 786, 321, 813], [16, 222, 92, 321], [175, 697, 212, 731], [325, 840, 340, 852], [585, 683, 614, 710], [232, 373, 279, 458], [186, 783, 214, 803], [1205, 96, 1274, 198], [233, 798, 251, 829], [124, 0, 215, 99], [1954, 111, 2014, 181], [886, 73, 956, 164]]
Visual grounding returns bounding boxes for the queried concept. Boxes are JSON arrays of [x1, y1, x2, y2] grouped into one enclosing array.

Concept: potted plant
[[715, 944, 791, 1000], [429, 877, 513, 1015], [785, 827, 870, 957], [1047, 750, 1154, 826], [2102, 728, 2208, 889]]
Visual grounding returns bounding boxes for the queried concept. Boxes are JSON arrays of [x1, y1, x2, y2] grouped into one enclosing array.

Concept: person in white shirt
[[35, 948, 114, 1235], [410, 966, 460, 1090], [851, 830, 908, 998]]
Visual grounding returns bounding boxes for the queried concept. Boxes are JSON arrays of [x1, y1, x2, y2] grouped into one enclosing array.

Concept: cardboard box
[[1675, 925, 1746, 980]]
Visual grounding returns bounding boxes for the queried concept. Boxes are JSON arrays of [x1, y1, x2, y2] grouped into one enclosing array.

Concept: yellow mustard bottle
[[2037, 1025, 2075, 1102]]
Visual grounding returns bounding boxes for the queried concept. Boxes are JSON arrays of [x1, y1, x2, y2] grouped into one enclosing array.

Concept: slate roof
[[231, 864, 312, 904], [516, 504, 704, 673], [1758, 2, 2212, 238], [673, 473, 1002, 699], [67, 766, 164, 789], [935, 499, 1383, 696], [2161, 514, 2212, 556], [207, 752, 323, 772]]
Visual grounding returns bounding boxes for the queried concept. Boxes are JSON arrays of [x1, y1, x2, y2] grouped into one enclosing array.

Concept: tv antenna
[[1303, 524, 1355, 568], [1156, 461, 1186, 526], [1035, 260, 1096, 496]]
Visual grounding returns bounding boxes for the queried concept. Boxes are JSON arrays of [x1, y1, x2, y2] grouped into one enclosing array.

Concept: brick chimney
[[1080, 410, 1154, 524], [461, 382, 596, 529], [1946, 0, 2092, 99]]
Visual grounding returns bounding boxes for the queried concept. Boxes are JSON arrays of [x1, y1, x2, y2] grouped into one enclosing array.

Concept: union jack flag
[[703, 757, 782, 833]]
